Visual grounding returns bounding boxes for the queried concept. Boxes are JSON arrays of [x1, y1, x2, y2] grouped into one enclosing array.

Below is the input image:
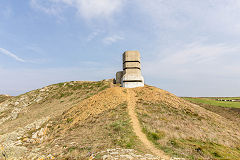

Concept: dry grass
[[0, 95, 11, 103], [21, 85, 172, 159], [2, 81, 240, 159], [0, 80, 111, 134], [134, 85, 240, 159], [36, 84, 240, 159], [185, 100, 240, 125], [33, 89, 146, 159]]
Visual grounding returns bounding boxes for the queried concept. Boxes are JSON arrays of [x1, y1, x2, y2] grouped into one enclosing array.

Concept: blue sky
[[0, 0, 240, 96]]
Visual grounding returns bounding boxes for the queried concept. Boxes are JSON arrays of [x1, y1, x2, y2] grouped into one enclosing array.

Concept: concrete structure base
[[122, 82, 144, 88]]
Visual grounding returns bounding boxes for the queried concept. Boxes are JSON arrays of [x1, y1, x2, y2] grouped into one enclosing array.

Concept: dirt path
[[126, 89, 170, 160]]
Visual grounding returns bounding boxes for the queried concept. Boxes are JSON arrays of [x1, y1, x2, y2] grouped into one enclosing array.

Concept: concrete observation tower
[[115, 51, 144, 88]]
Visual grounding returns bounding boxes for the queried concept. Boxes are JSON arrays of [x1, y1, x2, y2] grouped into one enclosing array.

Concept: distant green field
[[183, 97, 240, 108], [207, 97, 240, 100]]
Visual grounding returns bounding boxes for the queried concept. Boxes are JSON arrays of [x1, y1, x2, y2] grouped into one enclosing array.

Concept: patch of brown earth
[[2, 81, 240, 159], [126, 89, 170, 159], [59, 87, 127, 132], [30, 87, 145, 159], [191, 102, 240, 124], [134, 85, 240, 159], [36, 87, 170, 159], [0, 95, 11, 103], [0, 80, 111, 134]]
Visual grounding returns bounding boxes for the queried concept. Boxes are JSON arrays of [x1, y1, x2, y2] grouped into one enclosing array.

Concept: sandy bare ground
[[126, 89, 170, 160]]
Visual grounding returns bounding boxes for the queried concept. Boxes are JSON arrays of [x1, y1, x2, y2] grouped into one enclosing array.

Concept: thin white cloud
[[30, 0, 125, 20], [30, 0, 63, 15], [74, 0, 125, 19], [160, 43, 240, 65], [102, 35, 124, 45], [142, 41, 240, 96], [87, 30, 102, 42], [0, 48, 25, 62], [135, 0, 240, 35], [145, 42, 240, 76]]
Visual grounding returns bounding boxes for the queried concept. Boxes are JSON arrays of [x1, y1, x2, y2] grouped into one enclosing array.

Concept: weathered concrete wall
[[122, 51, 141, 62], [121, 51, 144, 88], [122, 82, 144, 88], [116, 71, 123, 84], [123, 69, 142, 75], [123, 62, 141, 69], [115, 50, 144, 88]]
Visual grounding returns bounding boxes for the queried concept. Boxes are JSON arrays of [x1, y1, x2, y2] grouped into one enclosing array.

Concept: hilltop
[[0, 95, 11, 104], [0, 80, 240, 159]]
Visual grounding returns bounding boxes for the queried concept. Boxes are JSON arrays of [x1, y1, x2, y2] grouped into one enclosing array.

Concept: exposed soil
[[126, 89, 170, 159], [134, 85, 240, 159], [193, 102, 240, 124], [30, 87, 152, 159], [1, 81, 240, 159], [0, 95, 11, 103], [0, 80, 111, 135]]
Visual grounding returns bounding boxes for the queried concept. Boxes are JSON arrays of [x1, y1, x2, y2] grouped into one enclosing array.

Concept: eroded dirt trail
[[126, 89, 170, 160]]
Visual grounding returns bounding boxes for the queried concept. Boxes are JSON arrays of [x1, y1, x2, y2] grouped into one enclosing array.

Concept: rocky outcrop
[[0, 117, 50, 159]]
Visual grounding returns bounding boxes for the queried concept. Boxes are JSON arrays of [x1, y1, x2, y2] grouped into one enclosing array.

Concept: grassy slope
[[183, 97, 240, 133], [41, 103, 144, 159], [134, 85, 240, 159], [0, 80, 111, 134], [0, 95, 11, 103], [2, 82, 240, 159], [26, 87, 147, 159], [183, 97, 240, 108]]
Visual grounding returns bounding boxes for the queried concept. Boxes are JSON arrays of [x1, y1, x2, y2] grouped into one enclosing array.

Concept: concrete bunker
[[115, 51, 144, 88]]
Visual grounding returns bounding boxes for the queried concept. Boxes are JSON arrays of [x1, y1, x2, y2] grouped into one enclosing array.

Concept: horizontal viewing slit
[[123, 61, 140, 64], [123, 67, 140, 70], [123, 80, 143, 82]]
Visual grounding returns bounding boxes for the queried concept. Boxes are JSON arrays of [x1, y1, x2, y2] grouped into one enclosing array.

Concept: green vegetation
[[48, 102, 145, 160], [141, 123, 240, 159], [108, 103, 139, 149], [52, 80, 110, 99], [165, 139, 240, 159], [58, 92, 73, 99], [142, 127, 165, 142], [140, 124, 182, 157], [135, 87, 240, 159], [183, 97, 240, 108], [65, 81, 108, 91], [207, 97, 240, 100], [67, 146, 77, 152], [110, 119, 136, 148], [66, 118, 73, 123]]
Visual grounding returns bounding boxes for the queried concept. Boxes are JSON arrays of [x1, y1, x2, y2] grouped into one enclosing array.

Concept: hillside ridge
[[0, 94, 11, 104], [126, 89, 170, 159], [0, 80, 239, 159]]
